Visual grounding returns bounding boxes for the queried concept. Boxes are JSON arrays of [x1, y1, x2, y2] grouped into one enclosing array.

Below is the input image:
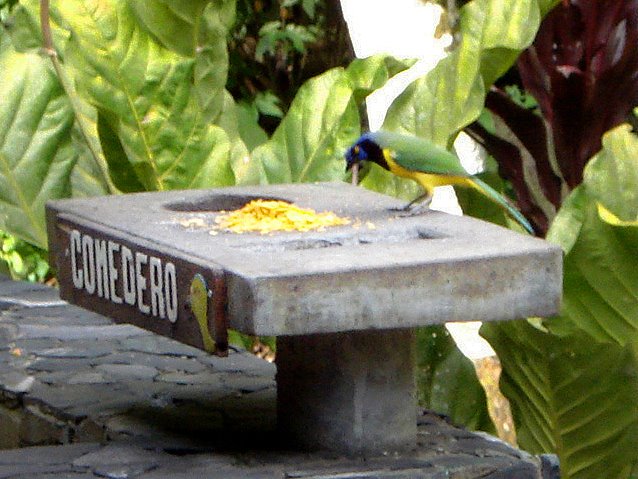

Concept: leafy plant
[[4, 4, 636, 477], [466, 0, 638, 235], [417, 326, 495, 433], [459, 1, 638, 476], [483, 125, 638, 479], [0, 229, 50, 282], [228, 0, 353, 133], [0, 29, 76, 249]]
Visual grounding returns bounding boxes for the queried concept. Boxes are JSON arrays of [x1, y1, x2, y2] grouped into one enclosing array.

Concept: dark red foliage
[[466, 0, 638, 236], [518, 0, 638, 188], [466, 116, 550, 235]]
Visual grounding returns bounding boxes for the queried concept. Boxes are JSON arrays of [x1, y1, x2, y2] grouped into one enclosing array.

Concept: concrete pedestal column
[[276, 328, 416, 455]]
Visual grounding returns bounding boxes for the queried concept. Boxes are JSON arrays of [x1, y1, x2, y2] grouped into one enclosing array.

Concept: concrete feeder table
[[46, 182, 562, 456]]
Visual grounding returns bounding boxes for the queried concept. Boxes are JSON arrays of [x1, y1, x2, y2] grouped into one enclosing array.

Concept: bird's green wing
[[371, 131, 534, 234], [371, 131, 470, 177]]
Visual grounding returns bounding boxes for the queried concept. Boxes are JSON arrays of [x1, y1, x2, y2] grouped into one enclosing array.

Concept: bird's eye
[[353, 145, 360, 155]]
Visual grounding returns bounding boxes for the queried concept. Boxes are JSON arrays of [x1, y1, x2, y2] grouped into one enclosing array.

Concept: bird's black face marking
[[345, 135, 389, 171]]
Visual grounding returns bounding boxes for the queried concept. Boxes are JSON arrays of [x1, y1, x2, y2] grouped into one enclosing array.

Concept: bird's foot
[[389, 193, 433, 216], [392, 203, 432, 217]]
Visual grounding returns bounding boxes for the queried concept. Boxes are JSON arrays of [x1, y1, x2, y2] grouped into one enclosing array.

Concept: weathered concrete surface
[[0, 278, 561, 477], [277, 329, 416, 454], [47, 183, 563, 337], [45, 183, 563, 457]]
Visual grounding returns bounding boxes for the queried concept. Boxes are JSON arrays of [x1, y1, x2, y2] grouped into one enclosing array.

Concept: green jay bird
[[345, 130, 534, 234]]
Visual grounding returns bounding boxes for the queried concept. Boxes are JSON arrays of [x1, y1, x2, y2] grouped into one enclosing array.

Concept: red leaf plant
[[466, 0, 638, 236]]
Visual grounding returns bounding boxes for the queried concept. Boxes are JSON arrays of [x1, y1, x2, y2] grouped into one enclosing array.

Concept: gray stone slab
[[0, 282, 65, 311], [155, 371, 224, 385], [198, 352, 275, 375], [117, 337, 204, 358], [29, 358, 99, 373], [72, 443, 163, 469], [67, 372, 109, 385], [5, 305, 113, 325], [0, 325, 17, 346], [0, 372, 35, 394], [24, 383, 133, 416], [29, 344, 113, 359], [0, 463, 80, 478], [48, 183, 562, 337], [220, 374, 276, 393], [11, 339, 65, 353], [0, 443, 97, 465], [90, 352, 207, 374], [94, 364, 159, 381], [17, 325, 150, 341]]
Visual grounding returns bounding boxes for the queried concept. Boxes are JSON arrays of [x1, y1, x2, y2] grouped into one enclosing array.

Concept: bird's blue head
[[345, 138, 368, 171], [345, 133, 385, 171]]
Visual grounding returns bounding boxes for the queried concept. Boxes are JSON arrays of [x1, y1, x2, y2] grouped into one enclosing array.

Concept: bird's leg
[[402, 191, 433, 211], [389, 192, 433, 215]]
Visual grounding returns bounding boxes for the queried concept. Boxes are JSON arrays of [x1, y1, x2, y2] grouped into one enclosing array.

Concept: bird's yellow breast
[[383, 149, 470, 194]]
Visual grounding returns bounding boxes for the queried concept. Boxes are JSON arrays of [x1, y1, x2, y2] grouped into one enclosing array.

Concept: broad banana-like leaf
[[0, 34, 75, 248], [483, 124, 638, 478], [482, 320, 638, 479], [375, 0, 559, 205], [235, 101, 269, 152], [6, 0, 116, 197], [129, 0, 236, 122], [215, 91, 262, 186], [252, 67, 359, 183], [4, 0, 68, 53], [417, 326, 495, 434], [58, 0, 234, 191], [70, 123, 113, 197], [383, 0, 559, 146], [252, 55, 409, 184], [547, 125, 638, 342]]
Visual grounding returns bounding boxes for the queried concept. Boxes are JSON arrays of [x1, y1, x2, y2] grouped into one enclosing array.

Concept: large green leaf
[[383, 0, 559, 146], [129, 0, 236, 122], [483, 125, 638, 478], [482, 320, 638, 479], [370, 0, 559, 205], [417, 326, 495, 433], [215, 91, 262, 186], [0, 34, 76, 248], [547, 125, 638, 342], [4, 0, 68, 53], [252, 66, 358, 183], [59, 0, 234, 191], [69, 122, 113, 197], [252, 55, 407, 184], [6, 0, 117, 197]]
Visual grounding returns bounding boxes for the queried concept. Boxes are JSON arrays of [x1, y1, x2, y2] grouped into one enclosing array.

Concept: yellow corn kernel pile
[[214, 200, 350, 234]]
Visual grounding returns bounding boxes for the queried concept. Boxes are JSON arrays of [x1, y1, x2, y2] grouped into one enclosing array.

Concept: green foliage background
[[1, 1, 638, 477]]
